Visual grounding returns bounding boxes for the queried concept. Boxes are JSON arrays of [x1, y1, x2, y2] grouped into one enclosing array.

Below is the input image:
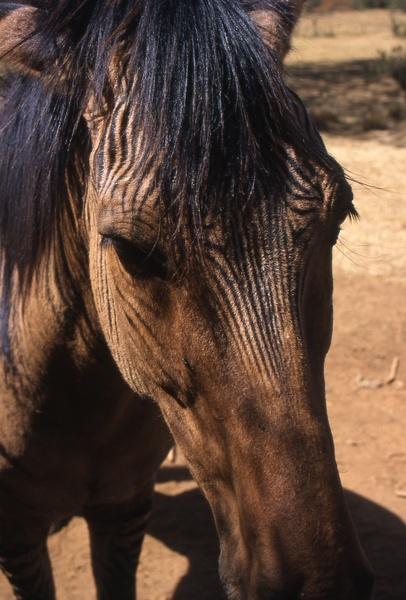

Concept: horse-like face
[[86, 107, 373, 600]]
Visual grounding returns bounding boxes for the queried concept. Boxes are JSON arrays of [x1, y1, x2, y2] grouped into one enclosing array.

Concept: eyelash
[[333, 204, 359, 244]]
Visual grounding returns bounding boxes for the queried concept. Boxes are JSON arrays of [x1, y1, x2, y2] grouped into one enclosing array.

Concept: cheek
[[90, 248, 151, 391], [88, 241, 174, 391], [301, 247, 334, 363]]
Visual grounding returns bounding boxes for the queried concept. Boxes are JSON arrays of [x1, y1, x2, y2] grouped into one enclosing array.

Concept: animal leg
[[84, 490, 154, 600], [0, 534, 55, 600]]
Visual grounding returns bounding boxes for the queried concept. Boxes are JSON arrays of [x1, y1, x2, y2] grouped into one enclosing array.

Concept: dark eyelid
[[338, 202, 359, 226], [333, 202, 359, 246], [347, 203, 359, 221], [103, 235, 168, 281]]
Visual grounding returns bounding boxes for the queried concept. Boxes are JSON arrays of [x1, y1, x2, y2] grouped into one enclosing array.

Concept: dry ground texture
[[0, 8, 405, 600]]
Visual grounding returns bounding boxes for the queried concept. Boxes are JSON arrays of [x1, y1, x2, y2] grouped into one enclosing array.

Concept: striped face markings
[[84, 69, 356, 402]]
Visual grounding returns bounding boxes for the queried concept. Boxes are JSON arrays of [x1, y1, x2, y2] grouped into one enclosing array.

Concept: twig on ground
[[395, 485, 406, 499], [384, 356, 400, 385], [356, 356, 401, 389]]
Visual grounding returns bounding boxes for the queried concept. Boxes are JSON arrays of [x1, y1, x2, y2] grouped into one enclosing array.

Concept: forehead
[[88, 20, 344, 254], [93, 89, 332, 196], [93, 114, 346, 275]]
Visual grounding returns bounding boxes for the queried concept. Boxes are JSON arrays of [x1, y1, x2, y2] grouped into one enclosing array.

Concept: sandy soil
[[0, 9, 405, 600]]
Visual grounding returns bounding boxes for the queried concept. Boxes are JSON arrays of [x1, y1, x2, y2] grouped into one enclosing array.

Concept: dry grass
[[286, 9, 406, 140], [284, 9, 406, 280]]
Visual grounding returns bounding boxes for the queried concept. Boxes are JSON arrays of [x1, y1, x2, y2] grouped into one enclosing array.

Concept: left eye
[[103, 235, 168, 281]]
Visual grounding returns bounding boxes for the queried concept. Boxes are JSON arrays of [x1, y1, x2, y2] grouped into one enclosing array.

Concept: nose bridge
[[210, 245, 334, 449], [221, 379, 341, 522], [209, 222, 317, 396], [201, 364, 373, 600], [195, 247, 374, 598], [214, 399, 373, 599], [214, 272, 304, 393]]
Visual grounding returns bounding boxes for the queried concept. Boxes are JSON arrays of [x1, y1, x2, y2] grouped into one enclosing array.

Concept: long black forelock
[[126, 0, 304, 243], [0, 0, 327, 296]]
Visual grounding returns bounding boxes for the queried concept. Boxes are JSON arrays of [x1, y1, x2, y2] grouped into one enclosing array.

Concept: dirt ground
[[0, 9, 405, 600]]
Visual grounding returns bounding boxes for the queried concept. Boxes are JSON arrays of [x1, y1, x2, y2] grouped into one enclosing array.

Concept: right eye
[[332, 201, 359, 245], [102, 235, 168, 282]]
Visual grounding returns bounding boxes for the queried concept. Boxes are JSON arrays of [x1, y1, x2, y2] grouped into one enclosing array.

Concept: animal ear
[[251, 0, 306, 60], [0, 4, 55, 77]]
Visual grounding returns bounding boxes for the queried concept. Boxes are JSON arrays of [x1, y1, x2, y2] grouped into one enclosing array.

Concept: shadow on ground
[[150, 466, 224, 599], [150, 466, 406, 600], [347, 490, 406, 600]]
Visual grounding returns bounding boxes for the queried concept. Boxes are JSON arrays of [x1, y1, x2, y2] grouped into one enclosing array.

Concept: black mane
[[0, 0, 328, 302]]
